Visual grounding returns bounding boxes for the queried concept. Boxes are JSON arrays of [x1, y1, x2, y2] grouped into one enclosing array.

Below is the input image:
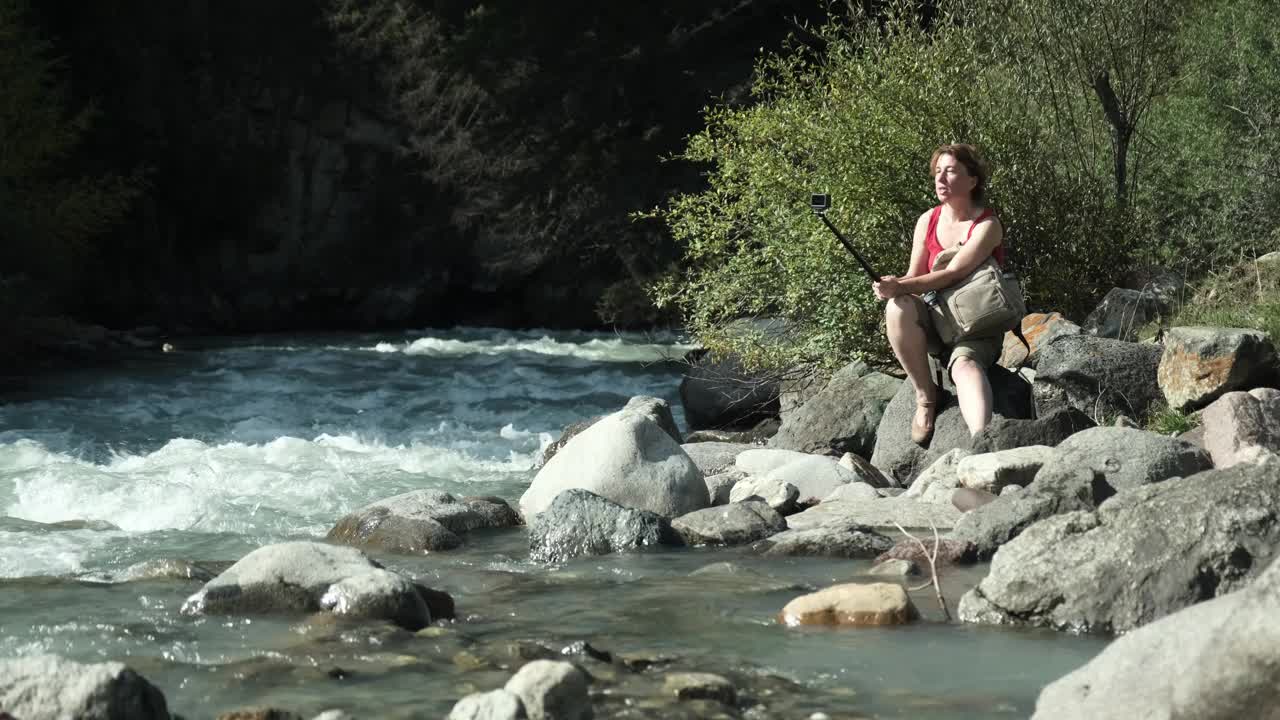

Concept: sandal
[[911, 398, 937, 446]]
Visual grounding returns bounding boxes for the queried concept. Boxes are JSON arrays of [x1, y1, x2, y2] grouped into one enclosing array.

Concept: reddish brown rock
[[999, 312, 1082, 368], [875, 537, 978, 566], [1158, 327, 1277, 412], [779, 582, 918, 626]]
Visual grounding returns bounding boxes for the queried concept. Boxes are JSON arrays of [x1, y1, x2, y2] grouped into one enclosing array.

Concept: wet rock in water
[[216, 709, 304, 720], [521, 407, 708, 518], [327, 490, 521, 554], [956, 445, 1058, 494], [448, 689, 527, 720], [681, 441, 752, 477], [671, 500, 787, 546], [0, 654, 169, 720], [959, 458, 1280, 633], [559, 640, 613, 664], [663, 672, 737, 704], [181, 541, 438, 631], [119, 558, 216, 582], [1033, 553, 1280, 720], [1158, 326, 1278, 412], [753, 521, 893, 559], [528, 489, 681, 563], [704, 469, 746, 506], [779, 583, 918, 627], [727, 476, 799, 513], [540, 396, 682, 468], [821, 482, 880, 503], [767, 362, 900, 458], [1032, 335, 1163, 421], [504, 660, 592, 720], [784, 496, 961, 532], [874, 537, 977, 566], [867, 559, 919, 576], [969, 407, 1096, 454], [1201, 389, 1280, 468]]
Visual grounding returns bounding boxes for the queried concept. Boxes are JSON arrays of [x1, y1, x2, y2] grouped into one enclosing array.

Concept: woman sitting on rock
[[873, 143, 1006, 444]]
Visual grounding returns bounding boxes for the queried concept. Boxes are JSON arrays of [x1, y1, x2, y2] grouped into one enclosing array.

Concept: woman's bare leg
[[885, 296, 936, 427], [950, 357, 993, 435]]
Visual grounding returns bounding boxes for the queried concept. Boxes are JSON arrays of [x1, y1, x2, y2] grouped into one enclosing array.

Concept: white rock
[[956, 446, 1058, 493]]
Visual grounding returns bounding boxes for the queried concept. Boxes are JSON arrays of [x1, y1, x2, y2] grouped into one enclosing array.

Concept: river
[[0, 328, 1104, 718]]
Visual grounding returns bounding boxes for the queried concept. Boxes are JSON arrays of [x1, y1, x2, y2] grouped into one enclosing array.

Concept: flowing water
[[0, 328, 1105, 718]]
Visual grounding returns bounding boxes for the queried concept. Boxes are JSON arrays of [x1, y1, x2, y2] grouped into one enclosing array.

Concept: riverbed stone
[[778, 583, 918, 626], [1032, 553, 1280, 720], [753, 521, 894, 558], [1158, 326, 1278, 412], [968, 407, 1096, 454], [521, 406, 708, 518], [727, 476, 798, 513], [762, 455, 862, 503], [504, 660, 592, 720], [671, 500, 786, 546], [181, 542, 435, 630], [663, 672, 737, 704], [1201, 389, 1280, 467], [704, 469, 745, 506], [767, 363, 900, 457], [956, 445, 1057, 494], [785, 496, 961, 532], [327, 490, 521, 554], [867, 558, 919, 576], [0, 654, 169, 720], [681, 441, 751, 477], [528, 489, 679, 563], [998, 312, 1083, 369], [870, 367, 1033, 485], [448, 689, 527, 720], [1032, 334, 1163, 421], [959, 457, 1280, 633], [874, 537, 977, 566], [904, 448, 970, 504]]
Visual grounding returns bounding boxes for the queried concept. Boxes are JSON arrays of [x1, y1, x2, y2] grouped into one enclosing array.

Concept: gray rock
[[821, 482, 881, 503], [1159, 327, 1279, 411], [680, 441, 751, 477], [779, 364, 846, 417], [904, 448, 971, 503], [956, 446, 1058, 494], [1033, 335, 1163, 421], [1201, 389, 1280, 468], [180, 542, 435, 630], [959, 457, 1280, 633], [734, 448, 809, 476], [968, 408, 1096, 454], [767, 363, 900, 457], [520, 407, 708, 518], [1033, 554, 1280, 720], [727, 476, 799, 513], [448, 689, 527, 720], [867, 558, 920, 576], [504, 660, 592, 720], [1053, 426, 1213, 491], [528, 489, 680, 563], [663, 672, 737, 704], [538, 396, 683, 468], [679, 346, 780, 430], [704, 469, 746, 506], [870, 366, 1033, 485], [670, 500, 787, 546], [1082, 287, 1164, 341], [836, 452, 895, 488], [682, 417, 779, 444], [327, 490, 520, 554], [785, 496, 961, 532], [753, 521, 894, 558], [762, 455, 862, 503], [0, 655, 169, 720]]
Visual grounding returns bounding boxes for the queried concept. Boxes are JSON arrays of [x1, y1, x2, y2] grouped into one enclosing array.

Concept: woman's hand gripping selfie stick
[[809, 194, 880, 283]]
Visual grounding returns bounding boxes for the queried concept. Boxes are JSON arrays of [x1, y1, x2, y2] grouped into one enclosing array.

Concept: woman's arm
[[884, 217, 1003, 296]]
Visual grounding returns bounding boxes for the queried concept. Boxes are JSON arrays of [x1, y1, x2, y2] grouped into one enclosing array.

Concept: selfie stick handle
[[818, 213, 880, 283]]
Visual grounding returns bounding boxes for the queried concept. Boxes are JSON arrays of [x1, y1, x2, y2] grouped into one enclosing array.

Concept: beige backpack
[[925, 246, 1027, 346]]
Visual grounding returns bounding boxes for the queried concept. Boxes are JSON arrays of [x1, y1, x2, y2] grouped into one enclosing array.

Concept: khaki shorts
[[908, 296, 1003, 373]]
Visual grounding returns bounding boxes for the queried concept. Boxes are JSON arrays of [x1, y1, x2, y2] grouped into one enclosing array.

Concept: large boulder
[[778, 583, 918, 627], [958, 457, 1280, 633], [1052, 426, 1213, 491], [528, 489, 680, 563], [998, 312, 1082, 369], [520, 406, 708, 518], [327, 491, 520, 554], [538, 396, 682, 468], [734, 448, 809, 475], [767, 362, 900, 457], [679, 348, 780, 430], [448, 689, 526, 720], [870, 367, 1033, 485], [1032, 335, 1163, 421], [956, 445, 1058, 494], [680, 441, 751, 477], [968, 407, 1096, 454], [180, 542, 439, 631], [670, 500, 787, 546], [1081, 287, 1164, 341], [0, 655, 169, 720], [1157, 326, 1278, 412], [1033, 554, 1280, 720], [1201, 388, 1280, 468]]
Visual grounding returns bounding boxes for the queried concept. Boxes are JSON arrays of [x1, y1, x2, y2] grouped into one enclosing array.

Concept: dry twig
[[893, 520, 950, 621]]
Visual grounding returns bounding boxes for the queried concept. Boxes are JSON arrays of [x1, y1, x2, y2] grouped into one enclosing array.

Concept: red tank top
[[923, 206, 1003, 272]]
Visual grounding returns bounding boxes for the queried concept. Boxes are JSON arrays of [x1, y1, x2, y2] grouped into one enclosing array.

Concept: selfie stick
[[815, 212, 880, 283]]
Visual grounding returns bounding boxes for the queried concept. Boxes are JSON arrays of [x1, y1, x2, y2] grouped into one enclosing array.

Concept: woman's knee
[[885, 295, 918, 328], [949, 356, 985, 383]]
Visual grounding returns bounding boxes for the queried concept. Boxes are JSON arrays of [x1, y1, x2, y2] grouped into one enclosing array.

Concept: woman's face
[[934, 153, 978, 204]]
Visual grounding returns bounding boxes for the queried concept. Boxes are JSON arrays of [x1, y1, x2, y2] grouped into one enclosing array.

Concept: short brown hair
[[930, 143, 990, 206]]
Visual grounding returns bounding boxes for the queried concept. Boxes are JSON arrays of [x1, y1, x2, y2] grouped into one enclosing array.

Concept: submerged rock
[[327, 490, 521, 554], [528, 489, 680, 563], [753, 522, 893, 558], [0, 654, 169, 720], [779, 583, 918, 627], [181, 541, 442, 631], [663, 672, 737, 705]]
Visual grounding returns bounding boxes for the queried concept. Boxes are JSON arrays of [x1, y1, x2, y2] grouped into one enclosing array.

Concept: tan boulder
[[778, 582, 918, 627], [1157, 326, 1277, 412]]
